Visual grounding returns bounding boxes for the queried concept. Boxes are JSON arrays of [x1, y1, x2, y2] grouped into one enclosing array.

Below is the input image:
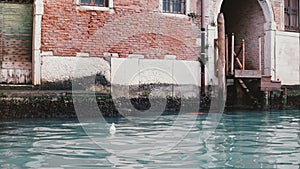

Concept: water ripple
[[0, 110, 299, 168]]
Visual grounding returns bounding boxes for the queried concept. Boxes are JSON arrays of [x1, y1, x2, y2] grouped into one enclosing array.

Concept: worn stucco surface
[[111, 58, 201, 98], [276, 31, 300, 85], [41, 56, 110, 83]]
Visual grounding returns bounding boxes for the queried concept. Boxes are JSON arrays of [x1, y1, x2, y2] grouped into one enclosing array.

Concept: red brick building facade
[[41, 0, 201, 60], [0, 0, 298, 88], [38, 0, 299, 86]]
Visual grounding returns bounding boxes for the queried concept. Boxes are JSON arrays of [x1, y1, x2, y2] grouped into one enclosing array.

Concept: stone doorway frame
[[214, 0, 277, 79], [32, 0, 43, 85]]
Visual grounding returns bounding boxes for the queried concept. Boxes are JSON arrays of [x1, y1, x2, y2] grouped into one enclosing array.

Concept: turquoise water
[[0, 110, 299, 168]]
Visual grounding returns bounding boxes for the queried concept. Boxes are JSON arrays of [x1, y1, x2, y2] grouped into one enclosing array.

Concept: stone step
[[234, 70, 262, 78], [260, 80, 281, 91]]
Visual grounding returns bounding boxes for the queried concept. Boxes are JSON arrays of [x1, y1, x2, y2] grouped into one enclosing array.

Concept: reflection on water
[[0, 110, 299, 168]]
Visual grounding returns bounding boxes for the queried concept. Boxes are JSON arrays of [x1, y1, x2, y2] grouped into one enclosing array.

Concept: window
[[162, 0, 186, 14], [77, 0, 113, 11], [80, 0, 109, 7], [284, 0, 299, 32]]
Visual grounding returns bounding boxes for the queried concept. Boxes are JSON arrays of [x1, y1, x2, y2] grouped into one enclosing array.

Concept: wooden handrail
[[258, 37, 262, 72], [225, 34, 247, 74], [234, 46, 243, 58], [231, 33, 234, 74], [214, 39, 218, 76], [242, 39, 245, 70], [231, 39, 246, 70], [235, 57, 243, 69], [225, 35, 229, 76]]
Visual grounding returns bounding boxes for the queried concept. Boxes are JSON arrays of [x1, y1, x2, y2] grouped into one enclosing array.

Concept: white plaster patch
[[111, 58, 201, 86], [41, 56, 110, 83], [111, 58, 201, 98], [164, 55, 177, 60], [173, 60, 201, 85], [196, 37, 201, 47], [103, 52, 119, 58], [128, 54, 145, 59], [41, 51, 53, 57], [139, 59, 174, 84], [275, 31, 300, 85], [76, 52, 90, 57]]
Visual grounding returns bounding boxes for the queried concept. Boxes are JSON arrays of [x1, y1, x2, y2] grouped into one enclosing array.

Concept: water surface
[[0, 110, 299, 168]]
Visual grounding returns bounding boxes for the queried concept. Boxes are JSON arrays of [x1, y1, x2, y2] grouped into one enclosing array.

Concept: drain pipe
[[299, 1, 300, 84], [201, 0, 206, 57], [200, 0, 207, 96]]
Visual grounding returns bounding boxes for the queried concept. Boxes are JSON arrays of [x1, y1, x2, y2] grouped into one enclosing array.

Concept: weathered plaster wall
[[276, 31, 300, 85], [39, 0, 299, 88], [40, 0, 204, 86], [41, 56, 110, 84], [111, 58, 201, 98]]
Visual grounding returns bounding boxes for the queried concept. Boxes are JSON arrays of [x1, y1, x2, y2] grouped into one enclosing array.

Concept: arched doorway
[[214, 0, 276, 78], [221, 0, 265, 70]]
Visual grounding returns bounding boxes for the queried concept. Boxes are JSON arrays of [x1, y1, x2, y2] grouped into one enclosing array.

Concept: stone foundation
[[0, 84, 298, 120]]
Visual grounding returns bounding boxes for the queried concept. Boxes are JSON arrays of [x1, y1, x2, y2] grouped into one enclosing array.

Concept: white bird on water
[[110, 123, 116, 135]]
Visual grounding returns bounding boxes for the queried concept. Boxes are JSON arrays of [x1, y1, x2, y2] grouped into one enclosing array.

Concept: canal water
[[0, 110, 299, 168]]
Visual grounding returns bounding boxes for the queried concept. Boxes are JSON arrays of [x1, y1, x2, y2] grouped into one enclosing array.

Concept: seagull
[[110, 123, 116, 135]]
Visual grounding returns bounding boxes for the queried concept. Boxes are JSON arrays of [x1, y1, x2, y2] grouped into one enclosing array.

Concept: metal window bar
[[162, 0, 185, 14], [80, 0, 91, 5], [163, 0, 170, 12], [80, 0, 108, 7], [284, 0, 299, 32]]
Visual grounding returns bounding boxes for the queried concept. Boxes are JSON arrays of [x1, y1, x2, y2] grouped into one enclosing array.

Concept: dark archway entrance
[[221, 0, 265, 70]]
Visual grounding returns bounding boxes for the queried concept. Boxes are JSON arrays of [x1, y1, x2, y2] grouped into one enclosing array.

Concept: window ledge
[[160, 12, 188, 18], [76, 5, 113, 12]]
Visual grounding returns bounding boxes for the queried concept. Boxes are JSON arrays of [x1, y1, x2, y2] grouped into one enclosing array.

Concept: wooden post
[[264, 91, 269, 109], [231, 33, 235, 75], [258, 36, 262, 72], [214, 39, 218, 76], [242, 39, 245, 70], [217, 13, 227, 110], [235, 57, 243, 69], [283, 88, 288, 106], [225, 35, 229, 76]]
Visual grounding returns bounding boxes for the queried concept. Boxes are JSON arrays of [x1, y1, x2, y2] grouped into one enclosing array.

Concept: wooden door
[[0, 1, 33, 84]]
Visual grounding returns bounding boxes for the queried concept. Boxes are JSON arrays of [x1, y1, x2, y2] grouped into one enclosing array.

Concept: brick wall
[[41, 0, 287, 64], [41, 0, 110, 56], [270, 0, 284, 30], [41, 0, 201, 60]]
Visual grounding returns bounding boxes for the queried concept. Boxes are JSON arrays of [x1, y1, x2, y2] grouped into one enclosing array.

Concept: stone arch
[[213, 0, 276, 77], [214, 0, 275, 25]]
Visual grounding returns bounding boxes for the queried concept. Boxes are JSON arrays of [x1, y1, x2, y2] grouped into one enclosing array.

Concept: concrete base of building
[[0, 84, 299, 120]]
